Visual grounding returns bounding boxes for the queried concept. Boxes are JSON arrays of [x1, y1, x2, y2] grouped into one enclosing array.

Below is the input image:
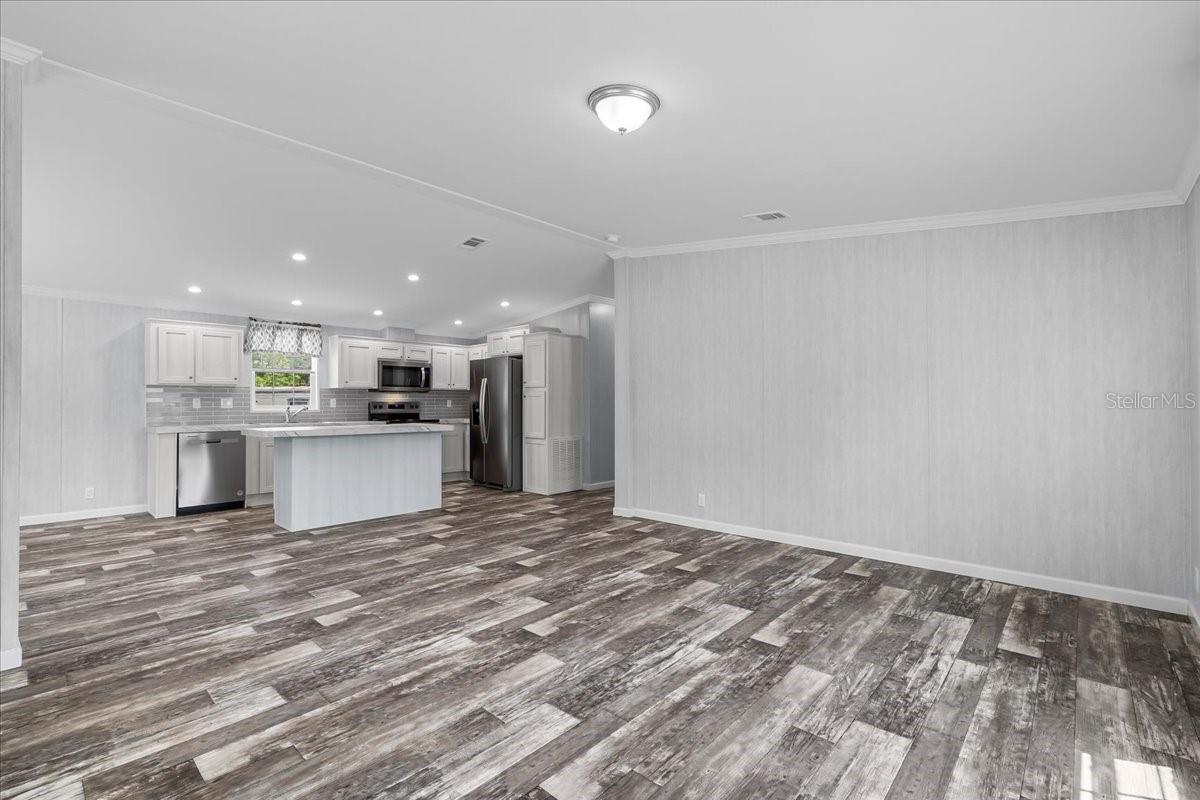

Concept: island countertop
[[244, 422, 453, 439]]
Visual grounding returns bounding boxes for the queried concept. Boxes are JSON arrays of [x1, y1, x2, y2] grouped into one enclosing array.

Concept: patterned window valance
[[245, 318, 323, 357]]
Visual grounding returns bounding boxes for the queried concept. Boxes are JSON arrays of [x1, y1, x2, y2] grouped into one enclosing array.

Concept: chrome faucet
[[283, 405, 309, 424]]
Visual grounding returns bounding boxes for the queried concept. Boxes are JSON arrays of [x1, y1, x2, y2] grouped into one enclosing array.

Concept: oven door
[[377, 360, 431, 392]]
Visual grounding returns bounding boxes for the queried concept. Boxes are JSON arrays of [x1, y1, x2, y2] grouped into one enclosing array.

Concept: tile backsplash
[[146, 386, 470, 427]]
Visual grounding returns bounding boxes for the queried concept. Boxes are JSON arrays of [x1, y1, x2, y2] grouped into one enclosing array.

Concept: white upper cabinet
[[486, 327, 529, 356], [522, 335, 547, 388], [404, 344, 432, 363], [431, 347, 452, 389], [377, 342, 403, 360], [468, 344, 488, 361], [145, 320, 244, 386], [194, 328, 242, 384], [432, 346, 470, 390], [154, 325, 195, 384], [450, 348, 469, 389], [339, 339, 378, 388]]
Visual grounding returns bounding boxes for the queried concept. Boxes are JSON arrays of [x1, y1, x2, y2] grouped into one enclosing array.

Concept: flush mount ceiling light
[[500, 300, 510, 308], [373, 309, 383, 316], [454, 319, 463, 326], [408, 273, 420, 282], [291, 252, 307, 262], [587, 84, 660, 135], [187, 285, 202, 294], [291, 299, 303, 306]]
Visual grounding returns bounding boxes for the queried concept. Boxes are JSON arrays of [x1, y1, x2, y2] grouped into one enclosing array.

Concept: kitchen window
[[251, 351, 319, 411]]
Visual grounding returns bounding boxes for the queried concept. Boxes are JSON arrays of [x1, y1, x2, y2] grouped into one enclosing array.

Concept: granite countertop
[[244, 422, 453, 439], [148, 423, 258, 434]]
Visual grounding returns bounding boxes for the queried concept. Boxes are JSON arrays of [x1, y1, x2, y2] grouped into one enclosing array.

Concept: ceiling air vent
[[742, 210, 790, 222], [458, 236, 489, 249]]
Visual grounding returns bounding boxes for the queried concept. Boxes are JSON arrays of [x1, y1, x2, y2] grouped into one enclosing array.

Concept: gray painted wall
[[1, 59, 24, 664], [18, 295, 468, 518], [1189, 178, 1200, 615], [615, 206, 1190, 601]]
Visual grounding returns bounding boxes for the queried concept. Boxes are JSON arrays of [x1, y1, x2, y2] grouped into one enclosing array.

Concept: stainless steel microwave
[[377, 359, 431, 392]]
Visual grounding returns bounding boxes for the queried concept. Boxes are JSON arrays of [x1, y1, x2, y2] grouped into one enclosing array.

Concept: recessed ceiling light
[[187, 285, 202, 294], [408, 274, 420, 282], [291, 252, 307, 262], [588, 84, 661, 134], [500, 300, 510, 308], [291, 299, 303, 306], [373, 309, 383, 316], [454, 319, 463, 326]]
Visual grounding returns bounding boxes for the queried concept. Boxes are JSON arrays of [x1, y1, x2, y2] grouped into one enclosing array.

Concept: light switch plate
[[220, 397, 233, 409], [329, 397, 337, 408], [697, 492, 706, 508], [84, 487, 95, 499], [192, 398, 201, 409]]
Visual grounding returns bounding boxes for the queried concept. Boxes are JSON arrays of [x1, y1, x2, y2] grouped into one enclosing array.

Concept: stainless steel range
[[368, 401, 423, 423]]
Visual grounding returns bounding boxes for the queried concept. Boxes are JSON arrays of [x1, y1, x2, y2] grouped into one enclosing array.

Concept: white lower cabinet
[[523, 440, 547, 494], [244, 436, 276, 498], [259, 440, 275, 492], [441, 423, 468, 473]]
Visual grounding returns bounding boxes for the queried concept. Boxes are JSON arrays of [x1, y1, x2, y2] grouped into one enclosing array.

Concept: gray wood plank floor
[[2, 483, 1198, 800]]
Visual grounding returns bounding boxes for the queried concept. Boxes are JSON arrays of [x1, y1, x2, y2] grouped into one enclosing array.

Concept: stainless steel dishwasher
[[177, 431, 246, 515]]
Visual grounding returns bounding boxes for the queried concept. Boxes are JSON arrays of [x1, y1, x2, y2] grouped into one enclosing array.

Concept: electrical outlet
[[84, 487, 95, 500], [446, 400, 452, 407], [220, 397, 233, 409], [697, 492, 706, 508], [192, 398, 201, 409], [329, 397, 337, 408]]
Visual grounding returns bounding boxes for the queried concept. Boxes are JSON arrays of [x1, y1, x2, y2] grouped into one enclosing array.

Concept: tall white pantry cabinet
[[521, 332, 583, 495]]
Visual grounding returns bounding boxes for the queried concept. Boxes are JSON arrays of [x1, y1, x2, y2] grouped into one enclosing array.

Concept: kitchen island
[[245, 422, 452, 532]]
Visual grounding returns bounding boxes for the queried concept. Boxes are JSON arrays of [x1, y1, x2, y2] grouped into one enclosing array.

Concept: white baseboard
[[19, 504, 149, 527], [245, 494, 273, 508], [583, 481, 615, 491], [613, 506, 1189, 616], [0, 645, 22, 671]]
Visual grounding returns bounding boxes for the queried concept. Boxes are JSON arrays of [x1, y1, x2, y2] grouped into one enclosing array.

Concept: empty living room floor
[[2, 483, 1198, 800]]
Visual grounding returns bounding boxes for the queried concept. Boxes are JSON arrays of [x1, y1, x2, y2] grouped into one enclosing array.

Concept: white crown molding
[[613, 189, 1184, 259], [38, 58, 612, 252], [614, 506, 1189, 615], [0, 37, 42, 66], [520, 294, 615, 325]]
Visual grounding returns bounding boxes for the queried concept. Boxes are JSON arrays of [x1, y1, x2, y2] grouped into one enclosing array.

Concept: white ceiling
[[3, 1, 1198, 333]]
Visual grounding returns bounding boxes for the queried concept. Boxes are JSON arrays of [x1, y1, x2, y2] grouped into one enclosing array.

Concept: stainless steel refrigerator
[[470, 355, 523, 490]]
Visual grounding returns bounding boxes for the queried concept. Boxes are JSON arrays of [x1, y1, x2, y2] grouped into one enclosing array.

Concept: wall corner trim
[[19, 504, 149, 527], [612, 506, 1190, 615], [0, 645, 21, 671]]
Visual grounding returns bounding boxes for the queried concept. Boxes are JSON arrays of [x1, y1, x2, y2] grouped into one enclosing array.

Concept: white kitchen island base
[[256, 424, 450, 532]]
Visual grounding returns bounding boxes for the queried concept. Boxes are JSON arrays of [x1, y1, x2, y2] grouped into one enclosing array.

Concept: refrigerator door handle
[[480, 377, 489, 444]]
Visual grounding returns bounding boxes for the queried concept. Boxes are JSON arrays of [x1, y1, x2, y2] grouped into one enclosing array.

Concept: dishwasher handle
[[180, 433, 243, 445]]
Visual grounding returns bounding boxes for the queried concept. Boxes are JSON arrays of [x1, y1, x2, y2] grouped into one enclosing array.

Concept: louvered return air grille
[[549, 437, 582, 493], [458, 236, 489, 249], [742, 210, 790, 222]]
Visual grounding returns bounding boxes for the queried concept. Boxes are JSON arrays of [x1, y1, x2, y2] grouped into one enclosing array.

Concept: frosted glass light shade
[[588, 85, 660, 135]]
